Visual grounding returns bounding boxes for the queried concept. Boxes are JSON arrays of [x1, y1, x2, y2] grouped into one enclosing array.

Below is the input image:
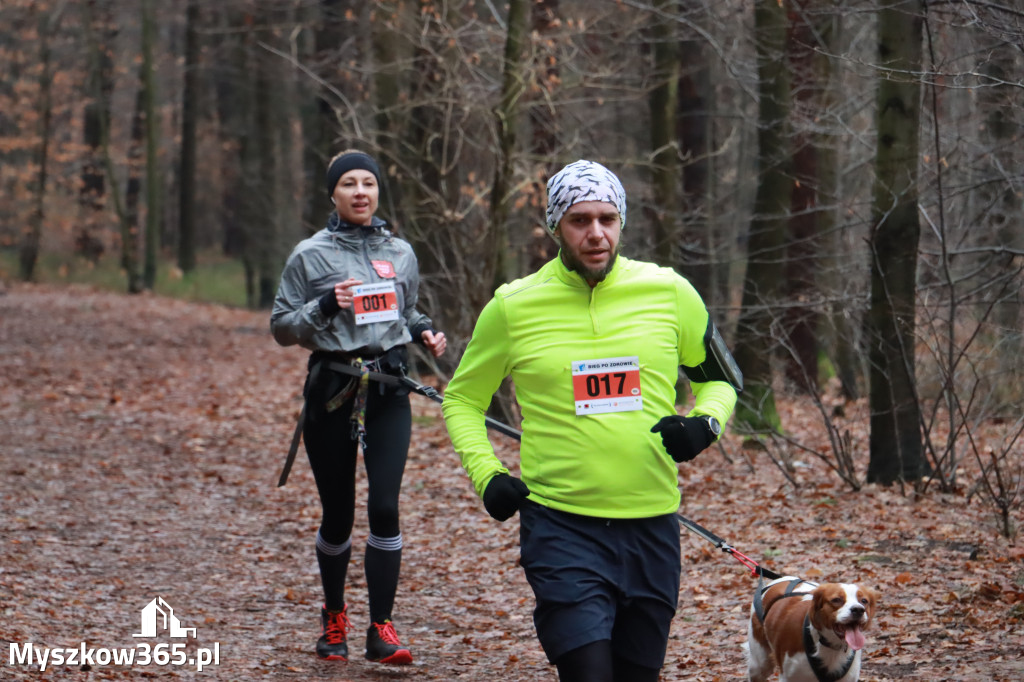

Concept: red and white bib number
[[353, 281, 399, 325], [571, 356, 642, 415]]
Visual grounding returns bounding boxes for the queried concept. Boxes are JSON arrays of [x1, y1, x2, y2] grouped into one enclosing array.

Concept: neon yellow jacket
[[442, 254, 737, 518]]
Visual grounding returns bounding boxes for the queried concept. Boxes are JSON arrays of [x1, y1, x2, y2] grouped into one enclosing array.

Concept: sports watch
[[701, 415, 722, 439]]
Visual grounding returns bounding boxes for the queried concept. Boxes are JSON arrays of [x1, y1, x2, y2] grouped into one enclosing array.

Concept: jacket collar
[[550, 250, 625, 289], [324, 213, 391, 248], [327, 212, 388, 233]]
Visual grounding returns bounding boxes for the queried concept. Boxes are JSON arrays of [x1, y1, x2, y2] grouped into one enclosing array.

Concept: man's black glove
[[650, 415, 714, 463], [482, 473, 530, 521]]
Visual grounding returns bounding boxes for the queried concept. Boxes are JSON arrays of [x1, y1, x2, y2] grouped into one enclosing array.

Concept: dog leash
[[399, 382, 781, 581], [299, 374, 780, 582], [277, 370, 522, 487], [674, 515, 782, 580], [407, 379, 782, 580], [397, 375, 524, 440]]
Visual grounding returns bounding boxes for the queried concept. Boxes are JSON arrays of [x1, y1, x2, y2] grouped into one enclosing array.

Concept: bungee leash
[[673, 514, 781, 580], [400, 376, 780, 581], [397, 375, 523, 440], [276, 370, 521, 487], [282, 372, 781, 581]]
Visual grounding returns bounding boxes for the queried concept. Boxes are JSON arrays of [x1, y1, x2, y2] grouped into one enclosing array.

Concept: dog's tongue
[[845, 625, 865, 651]]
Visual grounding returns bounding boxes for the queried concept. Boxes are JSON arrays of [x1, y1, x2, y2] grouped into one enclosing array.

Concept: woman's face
[[332, 169, 379, 225]]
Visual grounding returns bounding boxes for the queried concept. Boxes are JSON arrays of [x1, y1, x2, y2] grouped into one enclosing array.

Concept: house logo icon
[[132, 597, 197, 638]]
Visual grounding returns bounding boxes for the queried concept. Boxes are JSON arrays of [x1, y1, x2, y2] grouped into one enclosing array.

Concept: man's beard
[[561, 245, 619, 284]]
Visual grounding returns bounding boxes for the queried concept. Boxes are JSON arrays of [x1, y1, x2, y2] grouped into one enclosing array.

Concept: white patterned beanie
[[545, 160, 627, 233]]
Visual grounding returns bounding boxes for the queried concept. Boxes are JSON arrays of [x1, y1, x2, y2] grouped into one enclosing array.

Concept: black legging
[[303, 374, 412, 544], [555, 641, 661, 682]]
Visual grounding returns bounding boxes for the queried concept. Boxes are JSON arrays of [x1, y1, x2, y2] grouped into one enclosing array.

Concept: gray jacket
[[270, 214, 433, 356]]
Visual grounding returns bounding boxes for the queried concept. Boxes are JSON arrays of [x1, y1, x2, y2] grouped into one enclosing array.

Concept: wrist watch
[[701, 415, 722, 439]]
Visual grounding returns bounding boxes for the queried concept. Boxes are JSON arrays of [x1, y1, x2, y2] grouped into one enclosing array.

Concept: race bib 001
[[353, 281, 399, 325], [571, 356, 642, 415]]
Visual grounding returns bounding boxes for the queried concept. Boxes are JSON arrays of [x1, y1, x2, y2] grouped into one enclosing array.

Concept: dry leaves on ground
[[1, 284, 1021, 681]]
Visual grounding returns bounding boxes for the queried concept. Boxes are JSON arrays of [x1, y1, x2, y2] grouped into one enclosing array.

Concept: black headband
[[326, 152, 381, 198]]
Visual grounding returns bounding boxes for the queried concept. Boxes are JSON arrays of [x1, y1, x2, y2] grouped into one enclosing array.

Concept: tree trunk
[[122, 85, 146, 294], [525, 0, 560, 274], [867, 0, 926, 484], [141, 0, 160, 289], [82, 0, 140, 293], [273, 8, 305, 308], [252, 23, 285, 309], [731, 0, 790, 432], [299, 0, 350, 235], [814, 10, 859, 400], [177, 0, 200, 273], [979, 46, 1023, 406], [79, 1, 112, 261], [402, 8, 466, 330], [677, 13, 712, 301], [648, 0, 680, 269], [19, 5, 64, 282], [232, 10, 259, 303], [490, 0, 529, 289], [781, 0, 823, 394], [372, 0, 401, 187]]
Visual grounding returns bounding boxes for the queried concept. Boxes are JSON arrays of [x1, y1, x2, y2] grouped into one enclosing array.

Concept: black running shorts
[[518, 500, 681, 667]]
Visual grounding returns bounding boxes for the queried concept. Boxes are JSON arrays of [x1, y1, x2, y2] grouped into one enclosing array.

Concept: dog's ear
[[809, 585, 836, 631], [811, 585, 827, 611], [811, 584, 839, 611], [858, 586, 880, 615]]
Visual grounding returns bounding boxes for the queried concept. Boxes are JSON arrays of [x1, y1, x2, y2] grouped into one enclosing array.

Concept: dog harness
[[803, 613, 855, 682], [753, 577, 814, 624], [752, 577, 857, 682]]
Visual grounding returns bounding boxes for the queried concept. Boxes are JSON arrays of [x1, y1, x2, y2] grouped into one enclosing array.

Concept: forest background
[[1, 0, 1023, 678]]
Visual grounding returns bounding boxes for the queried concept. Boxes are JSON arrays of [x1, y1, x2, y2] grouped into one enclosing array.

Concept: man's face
[[556, 201, 621, 284]]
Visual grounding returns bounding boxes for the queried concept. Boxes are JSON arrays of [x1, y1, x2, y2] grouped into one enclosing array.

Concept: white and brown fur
[[744, 576, 879, 682]]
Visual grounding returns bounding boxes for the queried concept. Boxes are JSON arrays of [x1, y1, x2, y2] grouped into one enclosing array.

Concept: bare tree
[[77, 0, 113, 266], [524, 0, 561, 275], [19, 2, 66, 282], [648, 0, 682, 268], [489, 0, 530, 288], [676, 0, 714, 302], [976, 34, 1023, 403], [1, 1, 1022, 520], [732, 0, 790, 433], [780, 0, 826, 394], [177, 0, 200, 274], [867, 0, 926, 485], [140, 0, 159, 289]]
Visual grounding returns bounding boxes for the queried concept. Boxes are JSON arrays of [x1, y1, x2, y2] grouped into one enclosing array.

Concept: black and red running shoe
[[364, 620, 413, 665], [315, 605, 350, 661]]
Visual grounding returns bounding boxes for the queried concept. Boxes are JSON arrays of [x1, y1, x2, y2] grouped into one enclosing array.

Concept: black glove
[[318, 290, 341, 317], [650, 415, 714, 463], [482, 473, 530, 521]]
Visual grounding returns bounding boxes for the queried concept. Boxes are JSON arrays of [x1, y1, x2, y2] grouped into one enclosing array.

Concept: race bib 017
[[571, 356, 642, 415]]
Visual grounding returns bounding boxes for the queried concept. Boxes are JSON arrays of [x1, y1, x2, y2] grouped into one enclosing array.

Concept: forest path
[[1, 284, 1021, 681]]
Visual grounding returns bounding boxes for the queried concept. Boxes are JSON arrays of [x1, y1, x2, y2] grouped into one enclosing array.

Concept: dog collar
[[803, 614, 855, 682]]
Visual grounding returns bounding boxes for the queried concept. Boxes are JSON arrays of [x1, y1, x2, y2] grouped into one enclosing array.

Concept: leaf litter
[[1, 283, 1021, 681]]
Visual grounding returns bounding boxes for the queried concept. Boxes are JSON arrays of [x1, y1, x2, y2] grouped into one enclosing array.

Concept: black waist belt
[[277, 354, 405, 487], [321, 359, 402, 386]]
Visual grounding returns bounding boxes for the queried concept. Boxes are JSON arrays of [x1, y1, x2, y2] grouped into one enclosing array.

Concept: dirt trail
[[1, 284, 1021, 680]]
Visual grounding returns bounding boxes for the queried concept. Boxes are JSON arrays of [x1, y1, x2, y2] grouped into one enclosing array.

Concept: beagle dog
[[744, 576, 879, 682]]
